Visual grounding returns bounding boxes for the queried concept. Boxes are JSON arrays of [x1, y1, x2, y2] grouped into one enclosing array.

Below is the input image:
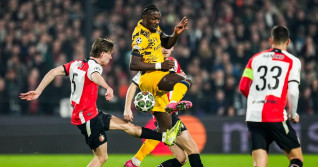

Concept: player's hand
[[105, 87, 114, 101], [19, 91, 40, 101], [124, 108, 134, 122], [291, 114, 300, 123], [161, 59, 175, 70], [174, 16, 188, 35]]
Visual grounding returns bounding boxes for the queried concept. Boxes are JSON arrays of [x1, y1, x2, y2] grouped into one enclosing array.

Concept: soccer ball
[[134, 91, 155, 112]]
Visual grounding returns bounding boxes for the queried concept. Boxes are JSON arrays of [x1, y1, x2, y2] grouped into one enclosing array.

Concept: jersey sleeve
[[87, 61, 103, 81], [288, 58, 301, 84], [131, 30, 149, 57], [63, 60, 76, 76], [132, 72, 141, 86], [239, 58, 254, 97]]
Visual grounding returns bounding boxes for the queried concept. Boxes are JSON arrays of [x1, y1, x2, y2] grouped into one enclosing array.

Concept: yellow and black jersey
[[131, 20, 164, 64]]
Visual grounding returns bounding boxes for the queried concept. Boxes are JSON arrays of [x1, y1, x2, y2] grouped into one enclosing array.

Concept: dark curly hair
[[141, 4, 159, 18]]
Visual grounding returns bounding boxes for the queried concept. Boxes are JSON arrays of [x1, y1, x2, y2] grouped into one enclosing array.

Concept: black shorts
[[77, 111, 112, 150], [247, 121, 300, 153], [154, 112, 187, 132]]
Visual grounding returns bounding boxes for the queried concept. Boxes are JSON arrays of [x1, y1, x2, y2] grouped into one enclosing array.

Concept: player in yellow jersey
[[124, 47, 203, 167], [125, 4, 203, 167]]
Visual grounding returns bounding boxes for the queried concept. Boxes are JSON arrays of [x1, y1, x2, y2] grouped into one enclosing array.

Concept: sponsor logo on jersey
[[94, 66, 101, 72], [133, 45, 141, 50]]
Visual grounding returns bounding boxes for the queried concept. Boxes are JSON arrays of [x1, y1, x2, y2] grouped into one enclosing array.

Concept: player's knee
[[123, 122, 136, 131], [98, 154, 108, 164], [289, 158, 303, 167], [178, 139, 199, 154]]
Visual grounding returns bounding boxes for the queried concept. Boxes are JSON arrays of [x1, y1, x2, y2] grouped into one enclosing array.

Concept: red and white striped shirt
[[63, 58, 103, 125], [239, 48, 301, 122]]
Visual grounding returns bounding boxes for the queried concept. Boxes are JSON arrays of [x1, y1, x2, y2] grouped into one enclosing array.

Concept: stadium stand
[[0, 0, 317, 117]]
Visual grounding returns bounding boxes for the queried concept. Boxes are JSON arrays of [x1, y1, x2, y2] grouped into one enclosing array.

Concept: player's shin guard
[[157, 158, 182, 167], [140, 127, 162, 141], [135, 139, 160, 162], [188, 154, 203, 167], [170, 81, 190, 102], [289, 159, 303, 167]]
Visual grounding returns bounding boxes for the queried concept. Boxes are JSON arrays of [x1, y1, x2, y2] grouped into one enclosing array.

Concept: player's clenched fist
[[161, 59, 175, 70]]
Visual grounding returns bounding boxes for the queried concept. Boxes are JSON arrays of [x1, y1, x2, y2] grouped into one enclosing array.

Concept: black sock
[[158, 158, 182, 167], [289, 159, 303, 167], [188, 154, 203, 167], [140, 127, 162, 141]]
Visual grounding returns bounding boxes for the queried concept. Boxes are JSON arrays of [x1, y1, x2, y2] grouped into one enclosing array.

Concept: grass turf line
[[0, 154, 317, 167]]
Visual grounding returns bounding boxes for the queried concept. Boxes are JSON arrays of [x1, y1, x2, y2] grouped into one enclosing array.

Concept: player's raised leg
[[158, 73, 192, 113], [109, 115, 182, 146], [88, 142, 108, 167]]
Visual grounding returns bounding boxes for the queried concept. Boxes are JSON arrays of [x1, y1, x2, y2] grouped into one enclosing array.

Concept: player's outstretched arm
[[19, 66, 65, 101], [123, 83, 138, 122], [161, 16, 188, 49], [91, 72, 113, 101], [174, 16, 189, 35]]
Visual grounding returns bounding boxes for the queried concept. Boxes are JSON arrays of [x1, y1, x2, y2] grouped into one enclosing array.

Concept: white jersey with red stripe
[[245, 48, 301, 122], [63, 58, 103, 125]]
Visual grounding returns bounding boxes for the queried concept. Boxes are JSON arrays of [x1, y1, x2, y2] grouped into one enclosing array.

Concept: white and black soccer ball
[[134, 91, 155, 112]]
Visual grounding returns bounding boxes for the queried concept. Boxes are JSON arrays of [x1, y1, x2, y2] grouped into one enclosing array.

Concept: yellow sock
[[135, 139, 160, 162], [170, 81, 189, 102]]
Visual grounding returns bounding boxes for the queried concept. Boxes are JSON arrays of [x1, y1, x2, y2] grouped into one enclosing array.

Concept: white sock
[[132, 156, 141, 166]]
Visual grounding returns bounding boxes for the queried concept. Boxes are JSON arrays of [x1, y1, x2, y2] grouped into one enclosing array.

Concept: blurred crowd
[[0, 0, 317, 117]]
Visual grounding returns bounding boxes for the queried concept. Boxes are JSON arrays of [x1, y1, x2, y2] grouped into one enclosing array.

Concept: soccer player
[[19, 37, 183, 167], [130, 4, 193, 120], [124, 47, 203, 167], [239, 26, 303, 167]]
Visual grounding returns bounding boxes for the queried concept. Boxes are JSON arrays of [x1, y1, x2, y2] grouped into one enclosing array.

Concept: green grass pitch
[[0, 154, 317, 167]]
